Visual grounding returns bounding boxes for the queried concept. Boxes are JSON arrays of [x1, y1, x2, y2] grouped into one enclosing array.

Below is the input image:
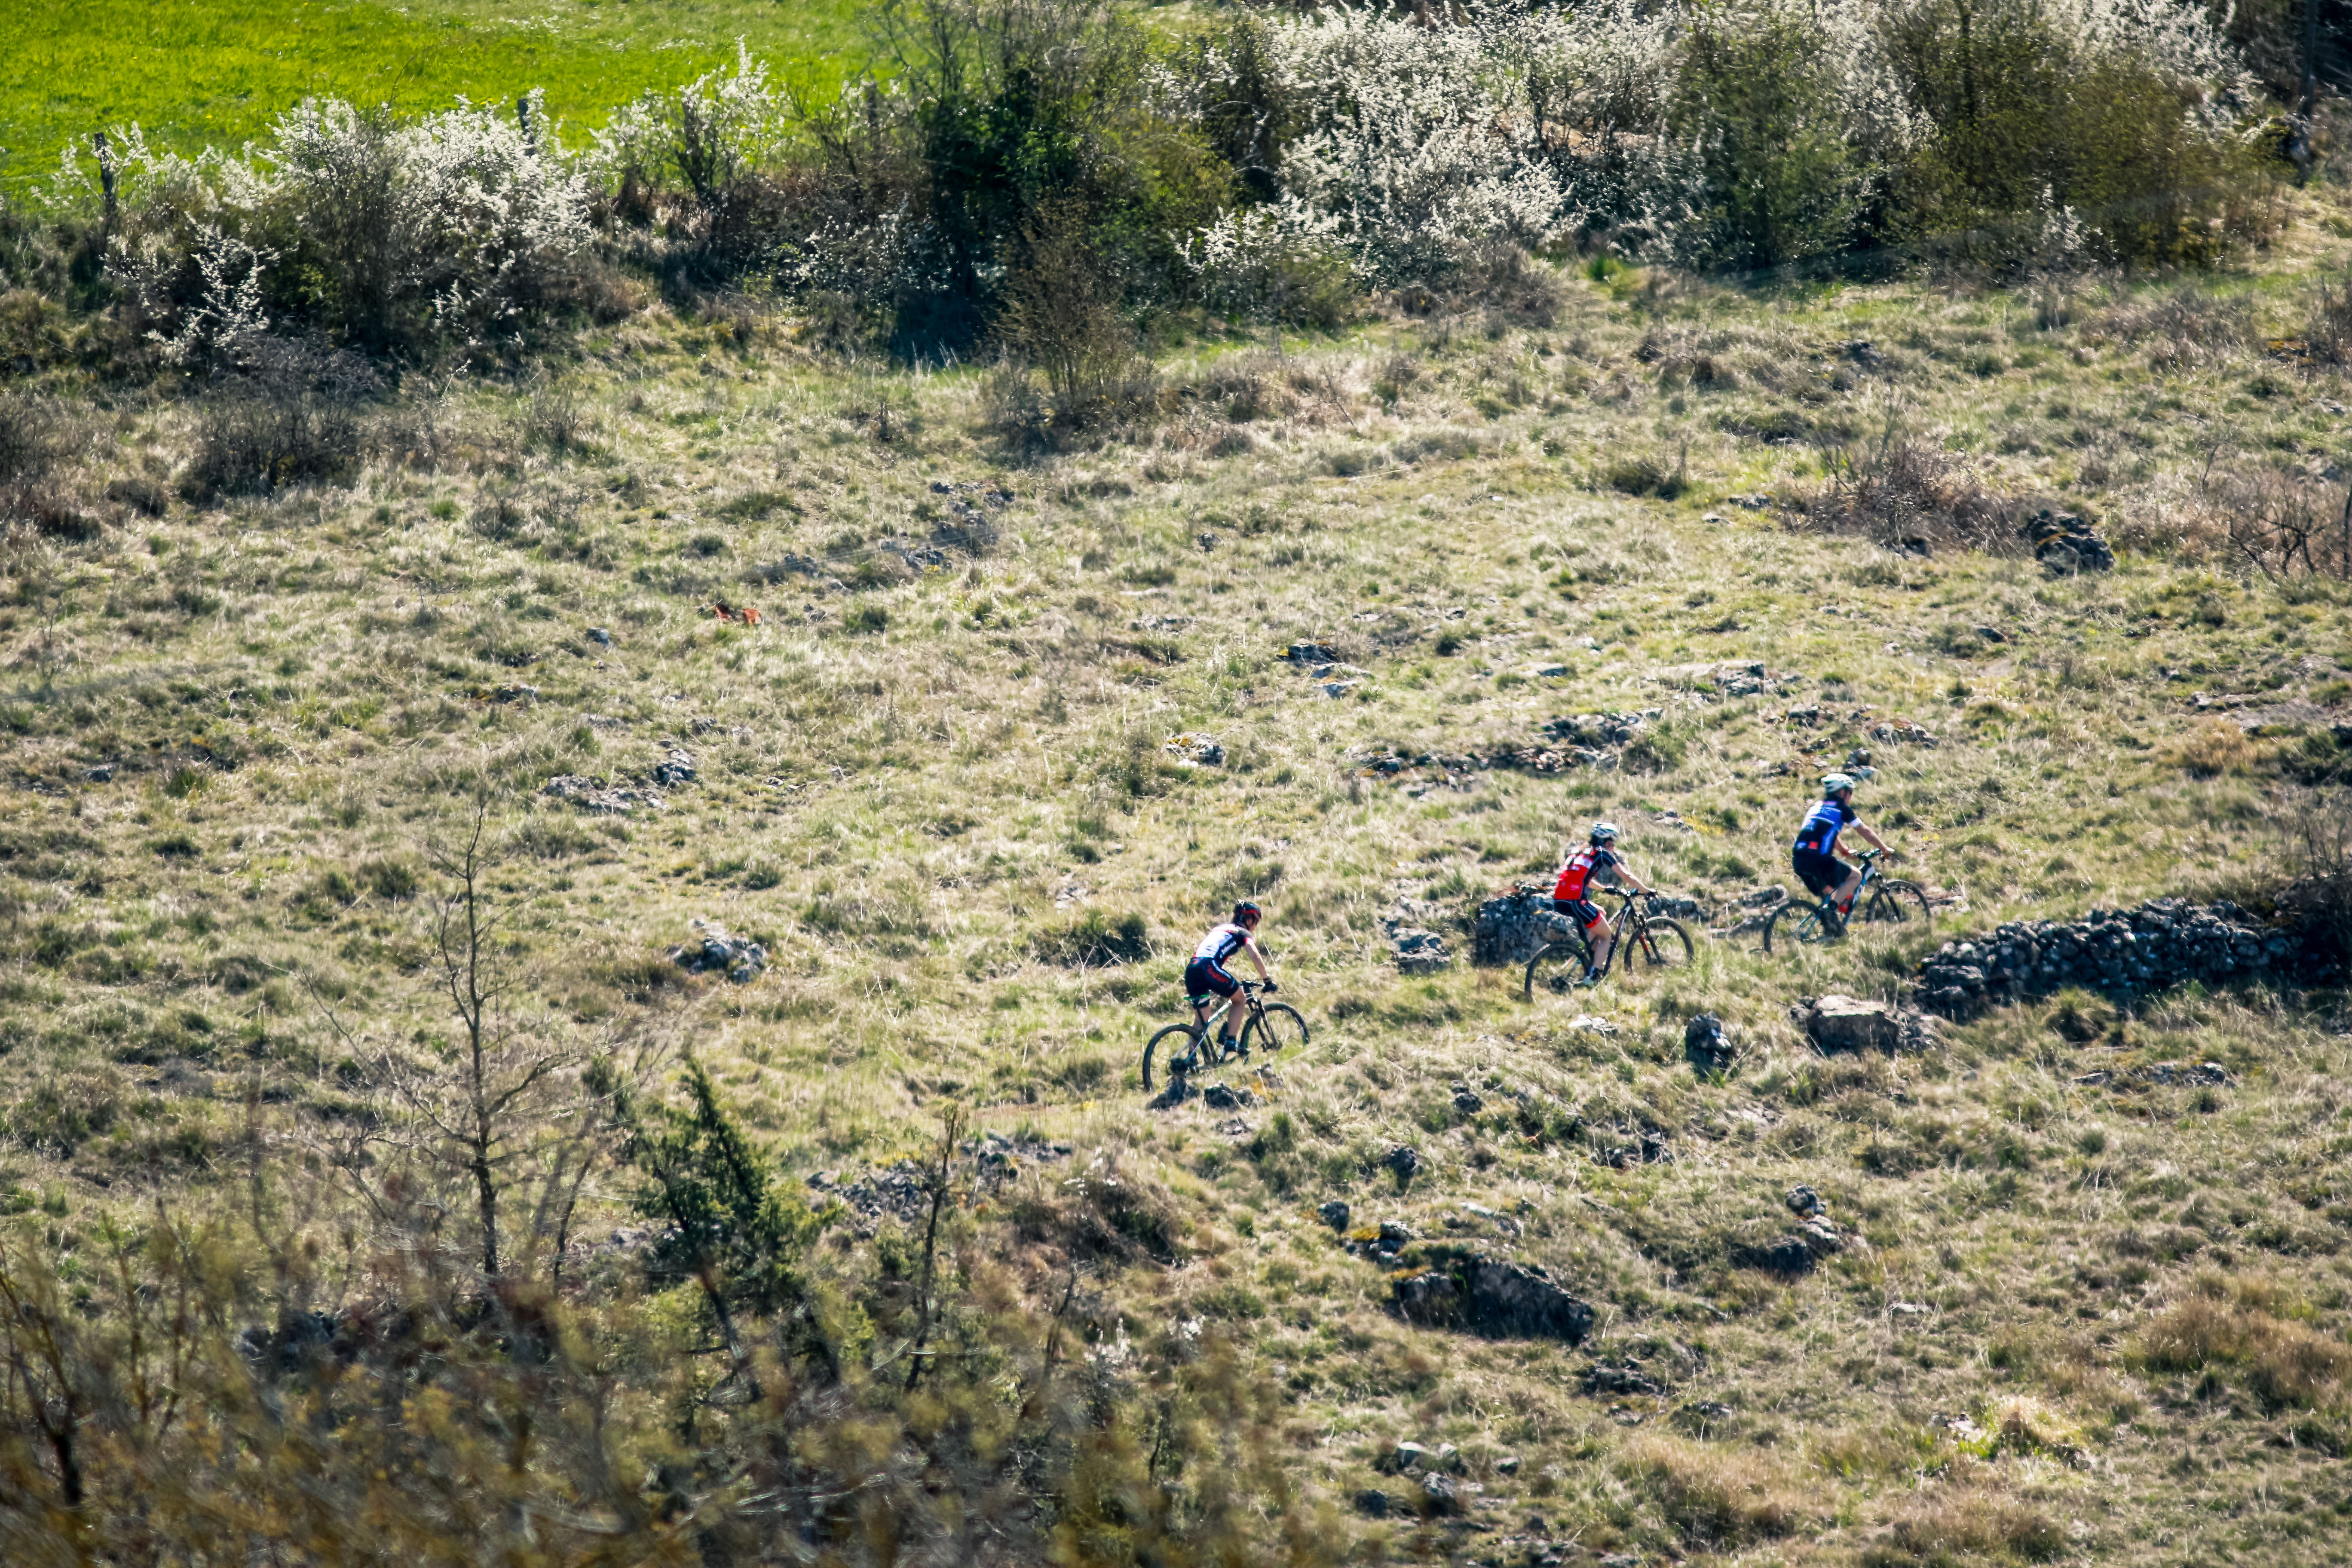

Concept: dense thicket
[[0, 0, 2307, 407]]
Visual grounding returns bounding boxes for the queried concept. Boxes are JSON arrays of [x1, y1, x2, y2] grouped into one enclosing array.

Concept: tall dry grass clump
[[1621, 1433, 1811, 1547]]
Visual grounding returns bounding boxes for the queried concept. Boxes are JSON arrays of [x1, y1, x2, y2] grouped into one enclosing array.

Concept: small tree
[[609, 1054, 829, 1395], [309, 799, 616, 1286]]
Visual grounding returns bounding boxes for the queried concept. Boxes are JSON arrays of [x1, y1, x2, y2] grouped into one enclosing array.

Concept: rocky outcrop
[[1473, 886, 1570, 965], [2024, 509, 2114, 573], [1394, 1254, 1596, 1343], [1915, 897, 2321, 1018]]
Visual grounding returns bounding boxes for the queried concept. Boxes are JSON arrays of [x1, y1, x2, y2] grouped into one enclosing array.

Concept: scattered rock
[[1541, 710, 1656, 747], [668, 920, 766, 983], [1648, 894, 1703, 919], [1200, 1082, 1256, 1111], [1801, 995, 1936, 1054], [1353, 1488, 1396, 1518], [1731, 492, 1774, 510], [1418, 1473, 1464, 1516], [543, 774, 662, 815], [1785, 1185, 1825, 1217], [1393, 928, 1453, 975], [1582, 1360, 1666, 1397], [1377, 1220, 1418, 1250], [2136, 1060, 2232, 1087], [1285, 642, 1341, 665], [1868, 719, 1940, 748], [1147, 1077, 1197, 1111], [651, 748, 697, 786], [1451, 1084, 1485, 1115], [1684, 1014, 1733, 1075], [1162, 732, 1225, 766], [1741, 885, 1787, 908], [1387, 1440, 1435, 1473], [493, 682, 539, 704], [586, 626, 612, 646], [81, 765, 114, 783], [2024, 508, 2115, 573], [1890, 1301, 1932, 1317], [1394, 1255, 1596, 1343], [1385, 1145, 1423, 1184], [1318, 1200, 1351, 1231]]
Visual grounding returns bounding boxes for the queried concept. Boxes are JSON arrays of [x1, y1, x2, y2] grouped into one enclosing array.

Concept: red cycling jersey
[[1554, 845, 1619, 902]]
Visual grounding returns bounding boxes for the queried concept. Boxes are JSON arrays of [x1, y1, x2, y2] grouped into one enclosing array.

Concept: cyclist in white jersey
[[1183, 902, 1277, 1060]]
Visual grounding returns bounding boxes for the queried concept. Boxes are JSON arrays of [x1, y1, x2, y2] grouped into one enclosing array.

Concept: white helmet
[[1820, 772, 1856, 795], [1590, 821, 1621, 842]]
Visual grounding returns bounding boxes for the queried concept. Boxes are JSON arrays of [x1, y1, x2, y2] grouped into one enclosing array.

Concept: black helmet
[[1234, 901, 1262, 925]]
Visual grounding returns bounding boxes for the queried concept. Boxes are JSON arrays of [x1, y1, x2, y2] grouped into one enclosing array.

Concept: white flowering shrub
[[1168, 0, 2259, 281], [68, 92, 591, 358], [588, 43, 787, 202]]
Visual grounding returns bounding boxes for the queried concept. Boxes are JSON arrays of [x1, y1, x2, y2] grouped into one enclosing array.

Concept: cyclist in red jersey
[[1552, 822, 1655, 987]]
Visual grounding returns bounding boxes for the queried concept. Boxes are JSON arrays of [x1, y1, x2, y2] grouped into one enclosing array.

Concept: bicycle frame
[[1819, 850, 1885, 922]]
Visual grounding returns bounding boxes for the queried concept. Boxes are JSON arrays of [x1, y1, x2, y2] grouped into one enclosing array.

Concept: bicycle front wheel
[[1861, 880, 1931, 930], [1241, 1003, 1310, 1061], [1524, 935, 1594, 998], [1627, 919, 1694, 970], [1762, 900, 1839, 954], [1143, 1023, 1200, 1091]]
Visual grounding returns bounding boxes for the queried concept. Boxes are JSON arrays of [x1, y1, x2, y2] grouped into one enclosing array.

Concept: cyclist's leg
[[1832, 863, 1863, 913], [1586, 908, 1617, 973]]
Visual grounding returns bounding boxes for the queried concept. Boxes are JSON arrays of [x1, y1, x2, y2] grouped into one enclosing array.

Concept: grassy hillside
[[7, 182, 2352, 1560], [0, 0, 866, 197]]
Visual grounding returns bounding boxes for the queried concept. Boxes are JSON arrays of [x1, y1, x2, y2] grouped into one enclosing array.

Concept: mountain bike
[[1142, 981, 1309, 1091], [1761, 848, 1929, 953], [1524, 888, 1694, 997]]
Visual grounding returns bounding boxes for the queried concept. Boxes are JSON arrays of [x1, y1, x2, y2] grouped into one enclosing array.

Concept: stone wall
[[1916, 897, 2334, 1018]]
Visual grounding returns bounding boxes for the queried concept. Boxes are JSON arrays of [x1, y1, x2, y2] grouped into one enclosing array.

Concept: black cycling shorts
[[1554, 896, 1605, 930], [1792, 848, 1845, 897], [1184, 957, 1239, 1002]]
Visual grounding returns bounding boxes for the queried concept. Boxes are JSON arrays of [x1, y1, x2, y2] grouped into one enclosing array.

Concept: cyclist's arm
[[1851, 822, 1894, 857], [1241, 934, 1274, 983]]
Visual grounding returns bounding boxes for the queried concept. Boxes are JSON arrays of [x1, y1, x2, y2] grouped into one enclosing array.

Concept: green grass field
[[0, 0, 866, 197]]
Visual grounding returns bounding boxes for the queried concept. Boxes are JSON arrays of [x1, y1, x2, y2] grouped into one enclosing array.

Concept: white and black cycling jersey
[[1193, 922, 1251, 965]]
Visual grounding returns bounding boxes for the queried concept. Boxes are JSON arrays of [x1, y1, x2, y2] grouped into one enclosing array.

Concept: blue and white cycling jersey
[[1793, 799, 1859, 858]]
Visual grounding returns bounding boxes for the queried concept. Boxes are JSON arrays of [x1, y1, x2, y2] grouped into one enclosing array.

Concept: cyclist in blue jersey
[[1792, 772, 1898, 914], [1184, 902, 1278, 1059]]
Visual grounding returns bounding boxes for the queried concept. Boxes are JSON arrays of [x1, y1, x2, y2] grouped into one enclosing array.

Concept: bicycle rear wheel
[[1626, 919, 1694, 970], [1762, 900, 1839, 954], [1241, 1003, 1310, 1061], [1524, 934, 1594, 998], [1861, 880, 1931, 930], [1143, 1023, 1200, 1091]]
